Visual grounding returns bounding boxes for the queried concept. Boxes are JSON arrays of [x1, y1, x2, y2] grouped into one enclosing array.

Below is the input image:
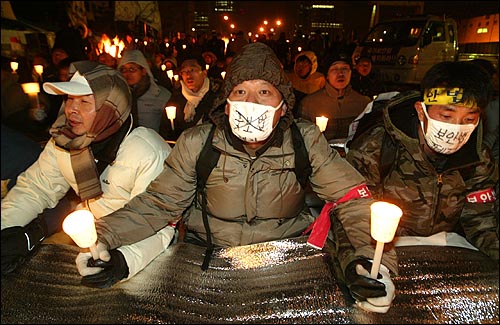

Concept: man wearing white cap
[[1, 61, 175, 281]]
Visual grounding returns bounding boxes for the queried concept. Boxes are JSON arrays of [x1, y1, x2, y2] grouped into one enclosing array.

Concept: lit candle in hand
[[10, 61, 18, 73], [316, 116, 328, 132], [165, 106, 176, 130], [62, 210, 99, 260], [21, 82, 41, 109], [34, 64, 44, 76], [369, 201, 402, 278]]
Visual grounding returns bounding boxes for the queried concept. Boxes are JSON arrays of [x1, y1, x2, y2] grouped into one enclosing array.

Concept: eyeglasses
[[120, 66, 142, 74], [179, 68, 201, 77], [330, 68, 351, 74]]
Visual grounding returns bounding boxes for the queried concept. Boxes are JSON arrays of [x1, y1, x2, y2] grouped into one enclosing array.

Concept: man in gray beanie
[[81, 43, 397, 314], [2, 61, 174, 282]]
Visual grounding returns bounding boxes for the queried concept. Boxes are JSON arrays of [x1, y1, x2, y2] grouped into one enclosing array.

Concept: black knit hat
[[212, 42, 295, 109], [326, 52, 352, 68]]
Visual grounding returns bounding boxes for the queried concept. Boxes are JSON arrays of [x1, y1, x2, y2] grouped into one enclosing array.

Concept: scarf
[[49, 62, 131, 201], [130, 75, 151, 128], [181, 77, 210, 123]]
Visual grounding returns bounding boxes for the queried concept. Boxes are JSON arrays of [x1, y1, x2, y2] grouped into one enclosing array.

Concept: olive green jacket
[[347, 91, 499, 260]]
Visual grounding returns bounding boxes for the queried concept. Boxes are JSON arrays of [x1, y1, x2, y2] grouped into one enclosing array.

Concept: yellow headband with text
[[423, 88, 476, 108]]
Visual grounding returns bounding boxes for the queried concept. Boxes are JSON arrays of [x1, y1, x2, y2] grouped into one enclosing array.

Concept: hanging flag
[[67, 1, 88, 27], [115, 1, 161, 32], [114, 1, 138, 22]]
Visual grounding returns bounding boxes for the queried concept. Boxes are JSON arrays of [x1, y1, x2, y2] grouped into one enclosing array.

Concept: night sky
[[8, 1, 500, 36]]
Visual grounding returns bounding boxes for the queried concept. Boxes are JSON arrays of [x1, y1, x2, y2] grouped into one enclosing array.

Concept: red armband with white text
[[466, 188, 497, 203], [303, 184, 372, 249]]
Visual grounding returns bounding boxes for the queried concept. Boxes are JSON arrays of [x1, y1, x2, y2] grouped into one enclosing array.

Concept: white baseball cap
[[43, 70, 93, 96]]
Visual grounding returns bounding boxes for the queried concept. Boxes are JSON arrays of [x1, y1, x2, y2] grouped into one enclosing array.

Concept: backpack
[[346, 91, 415, 180], [195, 121, 312, 270]]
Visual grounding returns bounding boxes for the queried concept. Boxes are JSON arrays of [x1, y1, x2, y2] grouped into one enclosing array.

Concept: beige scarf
[[181, 77, 210, 123]]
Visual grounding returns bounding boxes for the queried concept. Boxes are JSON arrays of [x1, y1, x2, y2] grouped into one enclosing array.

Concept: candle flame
[[62, 210, 97, 248], [370, 201, 402, 243]]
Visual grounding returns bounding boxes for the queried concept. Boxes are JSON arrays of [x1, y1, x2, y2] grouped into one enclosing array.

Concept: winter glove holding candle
[[344, 258, 395, 313], [76, 241, 129, 289], [1, 217, 47, 275]]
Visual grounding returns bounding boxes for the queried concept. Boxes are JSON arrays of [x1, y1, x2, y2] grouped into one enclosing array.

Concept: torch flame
[[97, 34, 126, 58]]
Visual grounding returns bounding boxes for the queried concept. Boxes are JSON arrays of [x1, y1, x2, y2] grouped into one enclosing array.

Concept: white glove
[[75, 242, 110, 276], [354, 263, 395, 313]]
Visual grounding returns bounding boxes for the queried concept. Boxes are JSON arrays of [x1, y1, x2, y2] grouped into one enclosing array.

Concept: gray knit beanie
[[213, 42, 295, 109]]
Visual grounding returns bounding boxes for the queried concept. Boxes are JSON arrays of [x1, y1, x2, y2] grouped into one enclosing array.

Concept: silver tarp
[[1, 237, 498, 324]]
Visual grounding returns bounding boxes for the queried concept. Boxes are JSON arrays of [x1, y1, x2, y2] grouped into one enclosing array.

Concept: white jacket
[[1, 126, 173, 280]]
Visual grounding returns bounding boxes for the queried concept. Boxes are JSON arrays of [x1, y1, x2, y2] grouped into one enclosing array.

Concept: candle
[[34, 64, 44, 76], [166, 69, 174, 79], [220, 71, 226, 79], [205, 64, 210, 70], [62, 210, 100, 260], [10, 61, 18, 72], [161, 64, 166, 71], [21, 82, 40, 94], [369, 201, 402, 278], [165, 106, 176, 130], [173, 75, 179, 82], [316, 116, 328, 132], [21, 82, 41, 108]]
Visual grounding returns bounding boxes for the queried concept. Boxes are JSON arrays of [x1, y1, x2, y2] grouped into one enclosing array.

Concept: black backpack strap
[[290, 122, 312, 189], [195, 123, 219, 270]]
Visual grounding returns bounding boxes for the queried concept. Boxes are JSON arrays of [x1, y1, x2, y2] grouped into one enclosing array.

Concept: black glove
[[1, 218, 47, 275], [344, 258, 386, 301], [81, 249, 129, 289]]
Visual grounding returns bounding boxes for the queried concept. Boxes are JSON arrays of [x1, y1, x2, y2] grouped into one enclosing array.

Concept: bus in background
[[352, 15, 458, 90], [457, 13, 499, 69]]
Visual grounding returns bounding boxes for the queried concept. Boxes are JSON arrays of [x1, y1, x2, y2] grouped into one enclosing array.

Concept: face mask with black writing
[[227, 99, 283, 143], [420, 102, 478, 154]]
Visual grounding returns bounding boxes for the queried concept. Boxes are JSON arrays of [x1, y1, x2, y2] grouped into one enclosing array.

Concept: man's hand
[[75, 242, 129, 289], [354, 263, 395, 313], [75, 241, 110, 276], [1, 218, 46, 275], [344, 258, 395, 313]]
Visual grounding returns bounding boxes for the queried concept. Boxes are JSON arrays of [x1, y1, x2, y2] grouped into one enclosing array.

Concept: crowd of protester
[[1, 28, 380, 144], [1, 25, 498, 316]]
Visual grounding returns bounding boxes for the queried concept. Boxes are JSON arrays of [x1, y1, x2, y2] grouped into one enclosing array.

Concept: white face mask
[[420, 102, 478, 154], [227, 99, 284, 142]]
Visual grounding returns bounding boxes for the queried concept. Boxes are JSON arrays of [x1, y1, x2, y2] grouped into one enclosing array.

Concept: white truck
[[352, 15, 458, 88]]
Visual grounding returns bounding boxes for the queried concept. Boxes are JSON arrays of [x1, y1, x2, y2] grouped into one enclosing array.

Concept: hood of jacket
[[294, 51, 318, 75], [118, 49, 161, 96]]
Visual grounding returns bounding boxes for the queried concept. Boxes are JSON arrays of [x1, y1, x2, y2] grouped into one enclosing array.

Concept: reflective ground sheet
[[1, 237, 498, 324]]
